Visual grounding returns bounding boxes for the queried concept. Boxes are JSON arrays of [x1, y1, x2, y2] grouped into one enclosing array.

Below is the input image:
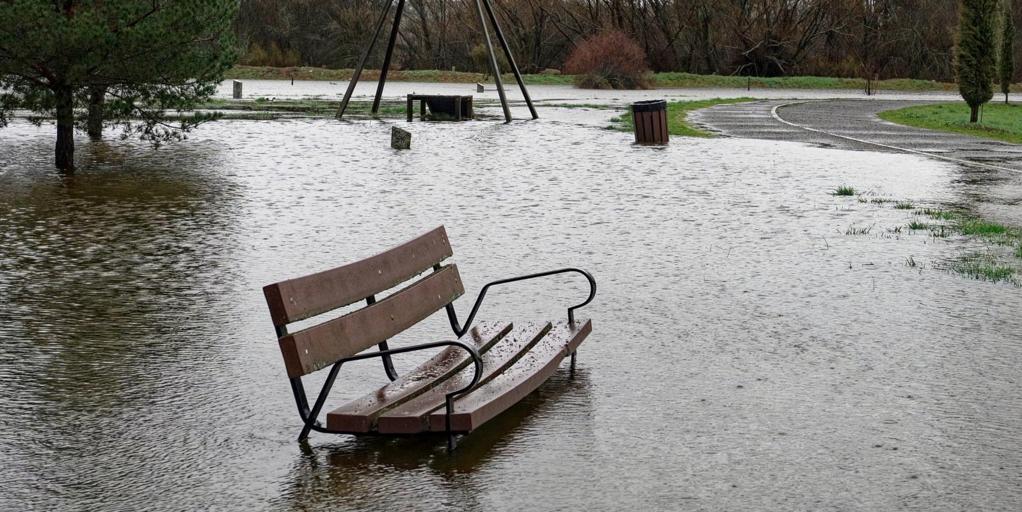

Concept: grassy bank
[[226, 65, 997, 92], [878, 102, 1022, 144], [195, 97, 408, 119], [224, 65, 573, 85], [611, 98, 753, 137]]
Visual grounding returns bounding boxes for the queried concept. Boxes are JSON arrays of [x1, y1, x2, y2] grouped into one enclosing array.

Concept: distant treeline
[[236, 0, 1022, 81]]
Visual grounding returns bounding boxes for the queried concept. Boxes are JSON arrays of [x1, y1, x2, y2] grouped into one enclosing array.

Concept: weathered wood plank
[[427, 319, 592, 433], [278, 266, 464, 377], [375, 322, 552, 434], [263, 226, 453, 326], [325, 322, 512, 433]]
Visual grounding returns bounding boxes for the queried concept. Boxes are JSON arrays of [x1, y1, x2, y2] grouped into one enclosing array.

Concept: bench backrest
[[263, 226, 463, 378]]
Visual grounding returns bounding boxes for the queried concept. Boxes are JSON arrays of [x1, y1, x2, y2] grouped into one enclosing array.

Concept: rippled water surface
[[1, 92, 1020, 511]]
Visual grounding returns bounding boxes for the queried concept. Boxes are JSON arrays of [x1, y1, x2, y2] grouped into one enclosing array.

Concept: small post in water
[[233, 80, 243, 99]]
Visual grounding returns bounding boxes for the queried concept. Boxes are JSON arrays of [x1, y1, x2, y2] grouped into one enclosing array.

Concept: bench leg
[[570, 350, 577, 375], [407, 96, 413, 122], [298, 362, 344, 441], [445, 396, 457, 452]]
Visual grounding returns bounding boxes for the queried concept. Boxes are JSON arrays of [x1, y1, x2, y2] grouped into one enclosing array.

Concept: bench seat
[[328, 319, 591, 435], [427, 319, 591, 433]]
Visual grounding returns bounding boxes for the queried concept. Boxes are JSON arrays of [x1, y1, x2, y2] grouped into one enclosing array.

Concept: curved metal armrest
[[453, 267, 597, 337]]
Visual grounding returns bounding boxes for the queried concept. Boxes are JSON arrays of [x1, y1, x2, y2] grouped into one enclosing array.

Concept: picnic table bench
[[406, 94, 474, 121], [263, 226, 595, 450]]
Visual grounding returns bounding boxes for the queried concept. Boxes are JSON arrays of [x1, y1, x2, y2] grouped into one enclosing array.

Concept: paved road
[[690, 99, 1022, 225], [690, 99, 1022, 173]]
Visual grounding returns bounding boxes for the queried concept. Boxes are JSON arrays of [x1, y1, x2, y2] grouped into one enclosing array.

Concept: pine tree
[[1001, 0, 1017, 104], [0, 1, 239, 173], [958, 0, 1000, 122]]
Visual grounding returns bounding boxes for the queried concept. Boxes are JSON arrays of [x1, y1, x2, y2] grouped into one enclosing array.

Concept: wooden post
[[407, 95, 414, 122], [337, 0, 395, 120], [473, 0, 512, 123], [481, 0, 538, 120], [233, 81, 243, 99]]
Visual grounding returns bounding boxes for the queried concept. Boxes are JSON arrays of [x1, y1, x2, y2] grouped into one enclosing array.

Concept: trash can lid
[[632, 99, 667, 112]]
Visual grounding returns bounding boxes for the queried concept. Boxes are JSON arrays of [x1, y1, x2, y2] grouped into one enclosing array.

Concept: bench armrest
[[450, 267, 597, 337]]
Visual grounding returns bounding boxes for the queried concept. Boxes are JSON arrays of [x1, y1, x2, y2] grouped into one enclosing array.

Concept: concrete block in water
[[476, 83, 485, 93], [233, 80, 243, 99], [391, 126, 411, 150]]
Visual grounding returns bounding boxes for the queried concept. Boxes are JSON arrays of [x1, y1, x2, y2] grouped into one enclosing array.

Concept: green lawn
[[611, 98, 754, 137], [225, 65, 1014, 92], [878, 102, 1022, 144]]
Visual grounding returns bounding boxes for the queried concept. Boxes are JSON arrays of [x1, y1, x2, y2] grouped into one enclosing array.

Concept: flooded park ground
[[1, 82, 1021, 510]]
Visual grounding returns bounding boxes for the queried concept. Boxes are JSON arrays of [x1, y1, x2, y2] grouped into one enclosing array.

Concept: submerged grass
[[878, 103, 1022, 144], [833, 186, 856, 196], [908, 207, 1022, 284], [952, 256, 1018, 284], [847, 196, 1022, 285], [611, 97, 754, 137]]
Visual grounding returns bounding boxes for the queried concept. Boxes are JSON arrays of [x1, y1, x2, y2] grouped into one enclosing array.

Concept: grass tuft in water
[[894, 201, 914, 210], [846, 224, 874, 235], [958, 219, 1009, 236], [918, 208, 958, 221], [907, 221, 929, 230], [952, 257, 1017, 284], [833, 186, 856, 196]]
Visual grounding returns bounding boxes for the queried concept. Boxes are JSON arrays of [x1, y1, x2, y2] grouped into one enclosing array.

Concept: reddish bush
[[564, 30, 654, 89]]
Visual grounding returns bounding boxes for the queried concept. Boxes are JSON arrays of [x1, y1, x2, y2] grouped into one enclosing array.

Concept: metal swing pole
[[480, 0, 538, 120], [473, 0, 512, 123], [373, 0, 406, 114], [337, 0, 396, 120]]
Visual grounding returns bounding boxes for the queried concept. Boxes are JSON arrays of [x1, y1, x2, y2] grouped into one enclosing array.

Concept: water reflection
[[276, 371, 595, 511], [0, 132, 245, 508]]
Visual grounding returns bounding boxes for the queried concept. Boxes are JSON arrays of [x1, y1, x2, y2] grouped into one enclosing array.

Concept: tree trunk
[[87, 86, 106, 139], [54, 85, 75, 173]]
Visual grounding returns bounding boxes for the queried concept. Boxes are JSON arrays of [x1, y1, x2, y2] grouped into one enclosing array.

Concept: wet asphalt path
[[690, 99, 1022, 225], [690, 99, 1022, 173]]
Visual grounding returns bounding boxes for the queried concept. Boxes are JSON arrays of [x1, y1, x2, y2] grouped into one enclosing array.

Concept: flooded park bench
[[262, 226, 595, 450], [406, 94, 474, 121]]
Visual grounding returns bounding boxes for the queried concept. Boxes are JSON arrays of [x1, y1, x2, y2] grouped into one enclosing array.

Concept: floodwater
[[1, 83, 1021, 511]]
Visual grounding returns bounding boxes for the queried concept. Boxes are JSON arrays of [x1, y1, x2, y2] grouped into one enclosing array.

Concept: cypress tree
[[1001, 0, 1017, 104], [958, 0, 1000, 122], [0, 1, 239, 173]]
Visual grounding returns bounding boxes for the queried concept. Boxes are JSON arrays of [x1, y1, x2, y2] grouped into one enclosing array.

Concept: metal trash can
[[631, 99, 669, 145]]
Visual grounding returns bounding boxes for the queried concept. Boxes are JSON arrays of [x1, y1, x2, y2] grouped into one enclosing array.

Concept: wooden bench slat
[[263, 226, 453, 326], [375, 322, 553, 434], [278, 266, 465, 377], [325, 322, 512, 433], [427, 319, 592, 433]]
